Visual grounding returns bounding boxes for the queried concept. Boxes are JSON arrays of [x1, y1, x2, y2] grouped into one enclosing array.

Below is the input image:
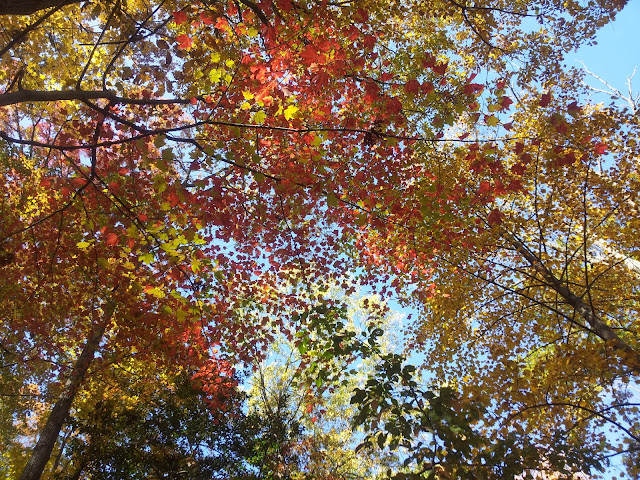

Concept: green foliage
[[61, 371, 254, 480]]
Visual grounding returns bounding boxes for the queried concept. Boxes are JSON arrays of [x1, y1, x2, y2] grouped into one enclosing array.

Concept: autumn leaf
[[539, 93, 551, 107], [594, 142, 607, 155], [105, 233, 119, 246], [404, 79, 421, 94], [172, 10, 188, 25], [487, 208, 503, 226], [283, 105, 299, 120], [176, 34, 193, 50]]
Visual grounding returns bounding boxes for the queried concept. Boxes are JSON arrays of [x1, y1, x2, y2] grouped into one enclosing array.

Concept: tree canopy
[[0, 0, 638, 478]]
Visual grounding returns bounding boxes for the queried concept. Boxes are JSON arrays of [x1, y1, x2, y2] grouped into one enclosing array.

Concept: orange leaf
[[176, 34, 193, 50], [105, 233, 119, 246]]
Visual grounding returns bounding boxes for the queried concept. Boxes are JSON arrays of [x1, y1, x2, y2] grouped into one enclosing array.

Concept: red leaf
[[511, 163, 526, 175], [386, 97, 403, 114], [431, 62, 448, 76], [363, 34, 376, 49], [594, 142, 607, 155], [172, 10, 188, 25], [176, 34, 193, 50], [404, 79, 421, 94], [488, 208, 503, 226], [421, 81, 434, 94], [567, 101, 581, 115], [214, 17, 228, 30], [500, 96, 513, 110], [71, 177, 88, 187], [562, 151, 577, 165], [354, 8, 369, 23], [200, 12, 214, 24], [463, 83, 484, 95], [301, 44, 322, 66], [422, 54, 436, 68], [508, 179, 524, 192], [539, 93, 551, 107], [105, 233, 119, 246]]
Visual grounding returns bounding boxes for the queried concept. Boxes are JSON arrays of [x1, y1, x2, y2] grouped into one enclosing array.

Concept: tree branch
[[0, 89, 196, 107], [0, 0, 81, 15]]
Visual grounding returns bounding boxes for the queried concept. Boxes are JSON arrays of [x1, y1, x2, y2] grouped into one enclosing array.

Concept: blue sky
[[573, 0, 640, 98]]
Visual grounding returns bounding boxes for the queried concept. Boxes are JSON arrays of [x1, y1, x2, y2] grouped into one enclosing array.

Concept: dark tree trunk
[[18, 301, 115, 480], [0, 0, 82, 15]]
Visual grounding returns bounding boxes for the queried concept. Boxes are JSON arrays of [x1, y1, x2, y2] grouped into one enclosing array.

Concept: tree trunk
[[18, 301, 116, 480], [0, 0, 82, 15], [509, 235, 640, 373]]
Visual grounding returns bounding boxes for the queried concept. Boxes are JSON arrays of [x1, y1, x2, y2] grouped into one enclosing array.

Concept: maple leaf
[[594, 142, 607, 155], [354, 8, 369, 23], [487, 208, 503, 226], [499, 96, 513, 110], [172, 10, 188, 25], [404, 79, 421, 94], [175, 34, 193, 49], [200, 12, 214, 25], [283, 105, 298, 120], [300, 44, 323, 66], [539, 93, 551, 107], [431, 62, 448, 76], [463, 83, 484, 95], [105, 233, 119, 246]]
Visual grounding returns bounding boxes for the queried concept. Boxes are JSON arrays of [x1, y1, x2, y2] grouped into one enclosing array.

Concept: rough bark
[[18, 301, 116, 480], [0, 0, 81, 15]]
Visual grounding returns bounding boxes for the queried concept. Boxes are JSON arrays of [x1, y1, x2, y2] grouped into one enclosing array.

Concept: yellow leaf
[[209, 69, 222, 83], [284, 105, 299, 120], [253, 110, 266, 124]]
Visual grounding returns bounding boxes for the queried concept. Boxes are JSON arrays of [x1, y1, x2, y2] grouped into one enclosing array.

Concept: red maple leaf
[[500, 96, 513, 110], [172, 10, 188, 25], [594, 142, 608, 155], [105, 233, 119, 246], [431, 62, 448, 76], [404, 79, 421, 94], [176, 34, 193, 50], [488, 208, 503, 226], [200, 12, 214, 25], [539, 93, 551, 107]]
